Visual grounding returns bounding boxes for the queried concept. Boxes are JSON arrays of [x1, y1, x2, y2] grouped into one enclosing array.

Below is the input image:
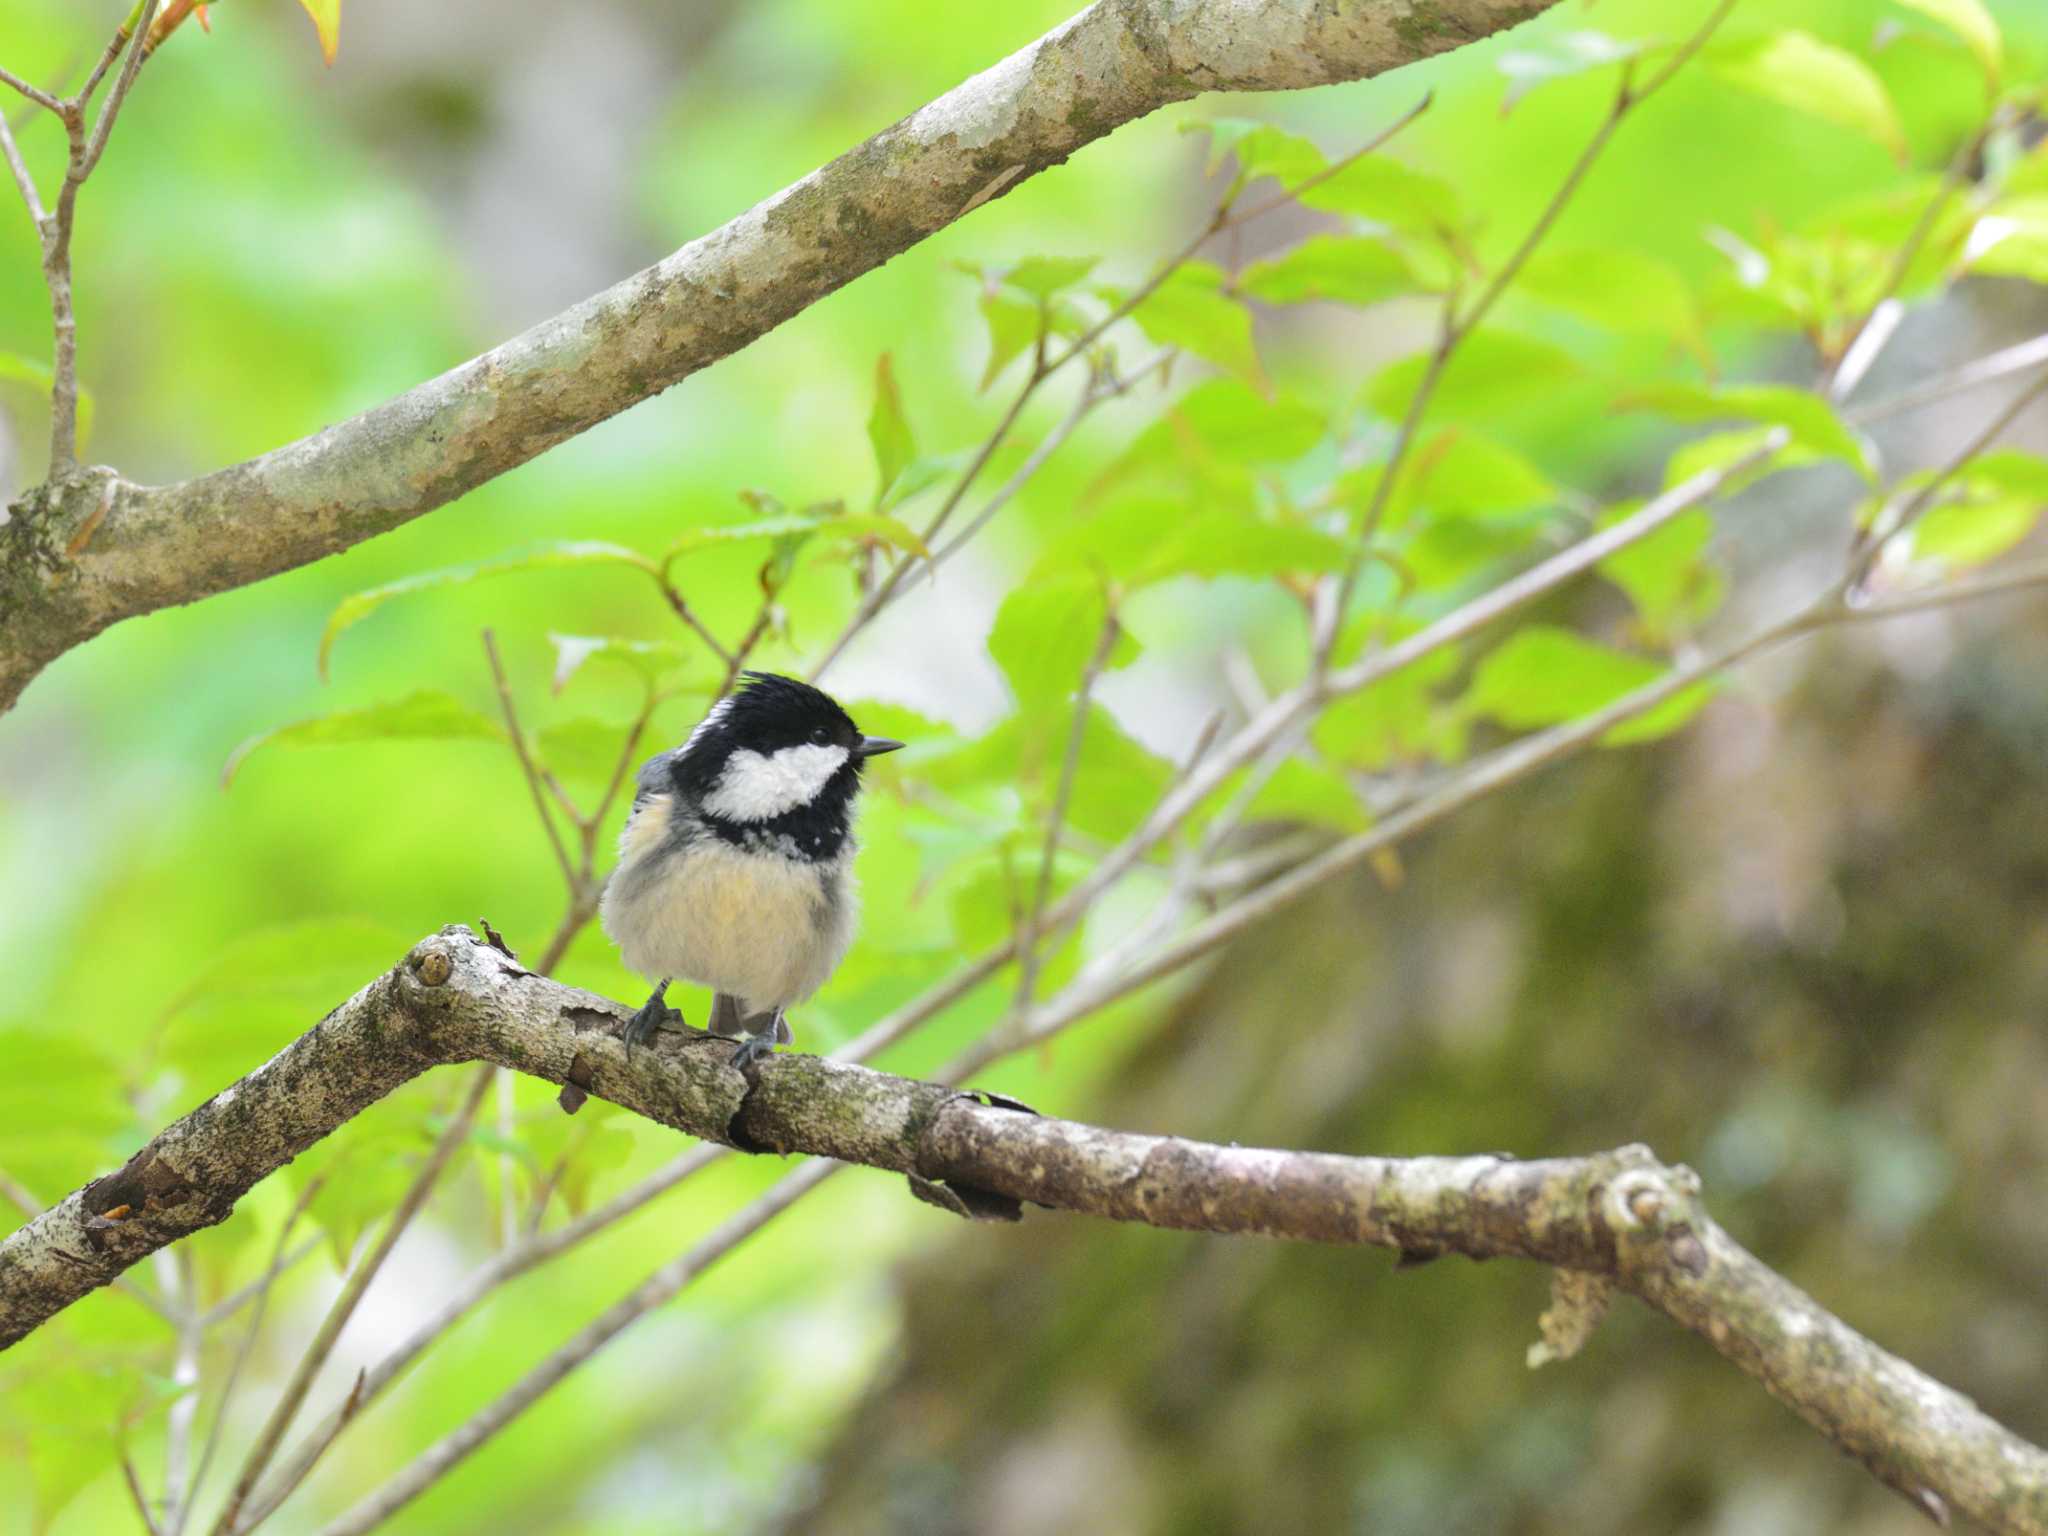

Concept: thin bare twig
[[483, 630, 575, 892], [1848, 369, 2048, 587], [0, 64, 62, 116], [157, 1248, 201, 1536], [314, 1161, 839, 1536], [183, 1181, 325, 1534], [1850, 331, 2048, 424], [79, 0, 158, 179], [209, 1066, 494, 1536], [0, 109, 45, 223], [122, 1446, 165, 1536], [1012, 610, 1121, 1012]]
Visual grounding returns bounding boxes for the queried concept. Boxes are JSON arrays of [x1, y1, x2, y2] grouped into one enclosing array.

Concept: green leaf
[[1240, 758, 1370, 833], [157, 919, 410, 1088], [1709, 31, 1907, 161], [1464, 625, 1713, 744], [1497, 31, 1654, 112], [1239, 235, 1425, 309], [1060, 704, 1174, 842], [547, 634, 694, 694], [1913, 494, 2041, 566], [1598, 507, 1726, 637], [537, 716, 636, 789], [1892, 0, 2002, 85], [1297, 156, 1463, 240], [223, 690, 504, 787], [1365, 331, 1579, 424], [1163, 378, 1325, 463], [298, 0, 341, 63], [1314, 646, 1462, 770], [867, 353, 917, 505], [1624, 383, 1874, 480], [0, 352, 97, 452], [1181, 119, 1326, 187], [987, 571, 1121, 711], [1965, 196, 2048, 283], [1129, 263, 1265, 391], [0, 1031, 130, 1198], [1909, 453, 2048, 566], [319, 542, 654, 680], [1661, 425, 1814, 495], [1394, 430, 1558, 521], [998, 255, 1099, 297], [1518, 246, 1700, 345], [977, 290, 1041, 391]]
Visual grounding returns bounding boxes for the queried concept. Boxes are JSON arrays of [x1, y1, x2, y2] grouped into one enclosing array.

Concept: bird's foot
[[622, 987, 682, 1057], [728, 1009, 790, 1070]]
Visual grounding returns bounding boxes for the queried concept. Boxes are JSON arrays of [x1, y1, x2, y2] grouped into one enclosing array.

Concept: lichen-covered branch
[[2, 926, 2044, 1532], [0, 0, 1560, 713]]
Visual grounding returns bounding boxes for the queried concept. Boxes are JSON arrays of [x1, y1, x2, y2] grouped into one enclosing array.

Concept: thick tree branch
[[3, 926, 2044, 1532], [0, 0, 1559, 712]]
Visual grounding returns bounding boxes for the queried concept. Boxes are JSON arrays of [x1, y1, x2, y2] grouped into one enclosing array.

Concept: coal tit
[[600, 671, 904, 1067]]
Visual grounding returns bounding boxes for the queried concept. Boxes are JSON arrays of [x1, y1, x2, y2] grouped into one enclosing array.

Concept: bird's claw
[[728, 1031, 779, 1071], [622, 1001, 681, 1057]]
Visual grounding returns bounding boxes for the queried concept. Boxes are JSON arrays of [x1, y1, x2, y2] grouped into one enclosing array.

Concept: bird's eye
[[812, 727, 829, 744]]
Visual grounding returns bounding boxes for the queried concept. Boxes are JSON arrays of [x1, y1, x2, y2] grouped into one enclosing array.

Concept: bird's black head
[[667, 672, 903, 847]]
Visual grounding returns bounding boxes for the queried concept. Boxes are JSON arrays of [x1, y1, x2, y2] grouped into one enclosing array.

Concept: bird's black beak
[[855, 735, 906, 758]]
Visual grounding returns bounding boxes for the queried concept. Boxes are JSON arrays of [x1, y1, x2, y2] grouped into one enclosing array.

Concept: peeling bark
[[0, 0, 1560, 712], [1, 926, 2044, 1532]]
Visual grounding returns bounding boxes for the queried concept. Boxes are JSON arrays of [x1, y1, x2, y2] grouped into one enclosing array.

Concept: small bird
[[601, 671, 904, 1067]]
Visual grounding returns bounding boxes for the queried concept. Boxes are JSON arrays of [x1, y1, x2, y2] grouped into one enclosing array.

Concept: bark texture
[[2, 925, 2045, 1532], [0, 0, 1559, 712]]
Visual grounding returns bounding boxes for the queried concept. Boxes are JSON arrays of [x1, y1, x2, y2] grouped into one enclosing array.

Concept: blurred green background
[[3, 0, 2047, 1532]]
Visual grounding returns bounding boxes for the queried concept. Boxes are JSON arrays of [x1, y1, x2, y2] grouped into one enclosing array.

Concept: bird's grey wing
[[631, 748, 677, 805]]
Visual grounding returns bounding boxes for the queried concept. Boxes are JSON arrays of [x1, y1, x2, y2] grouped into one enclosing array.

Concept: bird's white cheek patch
[[703, 744, 849, 821]]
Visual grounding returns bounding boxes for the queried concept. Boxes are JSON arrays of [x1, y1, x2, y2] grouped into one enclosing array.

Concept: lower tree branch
[[0, 0, 1559, 713], [2, 926, 2043, 1531]]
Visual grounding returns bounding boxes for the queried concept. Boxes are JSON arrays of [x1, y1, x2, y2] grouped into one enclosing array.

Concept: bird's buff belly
[[602, 823, 855, 1014]]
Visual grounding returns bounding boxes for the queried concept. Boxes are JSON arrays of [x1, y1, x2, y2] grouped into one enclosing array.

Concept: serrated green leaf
[[1365, 331, 1579, 424], [1130, 263, 1265, 391], [319, 542, 654, 680], [1626, 383, 1873, 480], [867, 353, 917, 506], [1662, 425, 1814, 494], [1913, 493, 2041, 566], [1598, 507, 1726, 637], [977, 290, 1041, 391], [537, 716, 636, 789], [1240, 758, 1370, 833], [1709, 31, 1906, 162], [1165, 378, 1325, 462], [1314, 646, 1462, 770], [999, 255, 1099, 298], [1966, 196, 2048, 283], [1298, 155, 1463, 241], [1464, 625, 1712, 745], [987, 572, 1120, 710], [1182, 119, 1326, 188], [223, 691, 504, 787], [157, 919, 410, 1089], [1497, 31, 1654, 112], [1060, 704, 1175, 842], [1893, 0, 2001, 85], [548, 633, 693, 695], [1909, 452, 2048, 566], [1518, 246, 1700, 345], [1395, 430, 1558, 520], [1239, 235, 1425, 309]]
